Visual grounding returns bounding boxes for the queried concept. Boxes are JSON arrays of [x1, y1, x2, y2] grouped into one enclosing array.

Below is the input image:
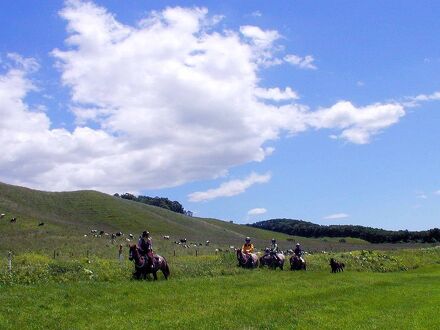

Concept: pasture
[[0, 263, 439, 329]]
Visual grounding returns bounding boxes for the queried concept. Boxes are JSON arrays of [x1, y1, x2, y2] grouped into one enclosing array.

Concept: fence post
[[7, 251, 12, 272], [196, 250, 198, 257], [173, 250, 176, 257], [53, 250, 56, 259]]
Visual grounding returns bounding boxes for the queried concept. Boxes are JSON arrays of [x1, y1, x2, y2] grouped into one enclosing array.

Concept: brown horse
[[290, 255, 307, 271], [260, 251, 285, 270], [236, 249, 259, 268], [329, 258, 345, 273], [128, 245, 170, 280]]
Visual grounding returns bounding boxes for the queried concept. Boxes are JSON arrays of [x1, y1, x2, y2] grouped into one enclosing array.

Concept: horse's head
[[128, 244, 137, 261]]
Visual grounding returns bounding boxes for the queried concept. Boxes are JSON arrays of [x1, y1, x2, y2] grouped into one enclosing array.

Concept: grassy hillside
[[0, 181, 378, 258]]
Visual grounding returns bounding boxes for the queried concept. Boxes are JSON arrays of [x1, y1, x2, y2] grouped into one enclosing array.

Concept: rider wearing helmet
[[270, 238, 280, 263], [294, 243, 304, 263], [242, 237, 254, 254], [138, 230, 154, 269]]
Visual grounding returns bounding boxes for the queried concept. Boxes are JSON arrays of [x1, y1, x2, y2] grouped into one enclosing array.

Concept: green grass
[[0, 266, 439, 329]]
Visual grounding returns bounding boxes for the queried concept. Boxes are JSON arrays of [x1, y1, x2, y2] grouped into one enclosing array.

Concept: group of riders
[[134, 230, 304, 270], [241, 236, 305, 265]]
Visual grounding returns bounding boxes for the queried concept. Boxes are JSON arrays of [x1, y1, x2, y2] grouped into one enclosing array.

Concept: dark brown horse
[[329, 258, 345, 273], [259, 251, 285, 270], [236, 249, 259, 268], [290, 255, 307, 271], [128, 245, 170, 280]]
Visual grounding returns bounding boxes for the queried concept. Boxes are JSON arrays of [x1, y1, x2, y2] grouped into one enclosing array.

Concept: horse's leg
[[153, 271, 158, 280]]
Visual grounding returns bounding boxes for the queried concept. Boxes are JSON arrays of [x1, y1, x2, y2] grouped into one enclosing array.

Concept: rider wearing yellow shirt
[[241, 237, 254, 254]]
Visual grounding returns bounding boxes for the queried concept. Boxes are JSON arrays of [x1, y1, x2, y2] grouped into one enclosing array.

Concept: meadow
[[0, 252, 439, 329], [1, 182, 440, 329]]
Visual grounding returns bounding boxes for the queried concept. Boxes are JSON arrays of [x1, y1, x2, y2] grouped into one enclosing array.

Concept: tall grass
[[1, 247, 439, 285]]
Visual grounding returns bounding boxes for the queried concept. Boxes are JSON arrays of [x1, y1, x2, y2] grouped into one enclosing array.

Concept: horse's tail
[[163, 259, 170, 279]]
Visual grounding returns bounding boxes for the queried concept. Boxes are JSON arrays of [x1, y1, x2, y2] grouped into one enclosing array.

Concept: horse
[[290, 255, 307, 271], [260, 250, 285, 270], [236, 249, 259, 268], [329, 258, 345, 273], [128, 245, 170, 280]]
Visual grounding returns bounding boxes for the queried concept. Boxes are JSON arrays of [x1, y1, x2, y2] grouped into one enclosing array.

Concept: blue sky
[[1, 1, 439, 230]]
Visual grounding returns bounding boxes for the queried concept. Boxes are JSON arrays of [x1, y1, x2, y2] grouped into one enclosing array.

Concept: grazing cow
[[38, 222, 44, 226], [111, 233, 116, 240], [180, 238, 187, 244], [91, 229, 98, 234], [83, 234, 88, 237], [0, 213, 5, 219], [115, 232, 123, 237], [205, 240, 210, 246], [330, 258, 345, 273], [99, 230, 105, 236], [163, 235, 170, 240], [10, 217, 16, 223], [129, 234, 134, 239]]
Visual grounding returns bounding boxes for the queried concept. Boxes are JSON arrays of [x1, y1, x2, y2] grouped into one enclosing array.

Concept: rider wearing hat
[[270, 238, 280, 263], [294, 242, 304, 263], [241, 237, 254, 254], [138, 230, 154, 269], [241, 237, 254, 265]]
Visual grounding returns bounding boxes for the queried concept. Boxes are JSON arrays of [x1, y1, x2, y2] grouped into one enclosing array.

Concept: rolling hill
[[0, 181, 374, 257]]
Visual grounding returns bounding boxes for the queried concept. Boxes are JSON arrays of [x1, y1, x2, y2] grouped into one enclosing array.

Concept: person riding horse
[[138, 230, 154, 269], [294, 243, 305, 263], [269, 238, 280, 263], [241, 237, 254, 266]]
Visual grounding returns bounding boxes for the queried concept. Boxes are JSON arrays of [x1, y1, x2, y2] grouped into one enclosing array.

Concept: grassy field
[[0, 265, 439, 329], [1, 181, 439, 329]]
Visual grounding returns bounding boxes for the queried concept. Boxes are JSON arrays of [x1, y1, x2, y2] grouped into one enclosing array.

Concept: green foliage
[[252, 218, 440, 244], [1, 247, 439, 285]]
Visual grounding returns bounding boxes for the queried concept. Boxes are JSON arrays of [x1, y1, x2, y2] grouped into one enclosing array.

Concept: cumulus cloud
[[188, 172, 271, 202], [284, 54, 317, 70], [323, 213, 349, 220], [247, 208, 267, 215], [307, 101, 405, 144], [254, 87, 299, 101], [0, 1, 410, 192]]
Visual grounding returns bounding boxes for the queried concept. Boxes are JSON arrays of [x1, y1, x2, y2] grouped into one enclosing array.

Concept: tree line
[[113, 193, 192, 216], [250, 218, 440, 244]]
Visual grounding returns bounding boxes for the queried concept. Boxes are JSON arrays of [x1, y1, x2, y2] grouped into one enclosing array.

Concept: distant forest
[[250, 219, 440, 244], [114, 193, 192, 216]]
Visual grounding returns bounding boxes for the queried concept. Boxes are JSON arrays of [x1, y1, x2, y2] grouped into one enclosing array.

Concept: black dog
[[330, 258, 345, 273]]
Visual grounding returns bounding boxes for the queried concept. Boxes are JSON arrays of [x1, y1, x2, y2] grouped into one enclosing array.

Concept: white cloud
[[307, 101, 405, 144], [435, 190, 440, 195], [188, 172, 271, 202], [247, 208, 267, 215], [254, 87, 299, 101], [250, 11, 262, 18], [0, 1, 410, 193], [323, 213, 349, 220], [284, 54, 317, 70], [416, 192, 428, 199]]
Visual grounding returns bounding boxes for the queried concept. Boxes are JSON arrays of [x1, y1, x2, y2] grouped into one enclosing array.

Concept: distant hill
[[0, 181, 368, 256], [250, 219, 440, 244]]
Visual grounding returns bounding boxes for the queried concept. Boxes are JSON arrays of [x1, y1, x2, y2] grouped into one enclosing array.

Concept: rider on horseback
[[242, 237, 254, 254], [294, 242, 305, 263], [241, 237, 254, 265], [138, 230, 154, 269], [270, 238, 280, 263]]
